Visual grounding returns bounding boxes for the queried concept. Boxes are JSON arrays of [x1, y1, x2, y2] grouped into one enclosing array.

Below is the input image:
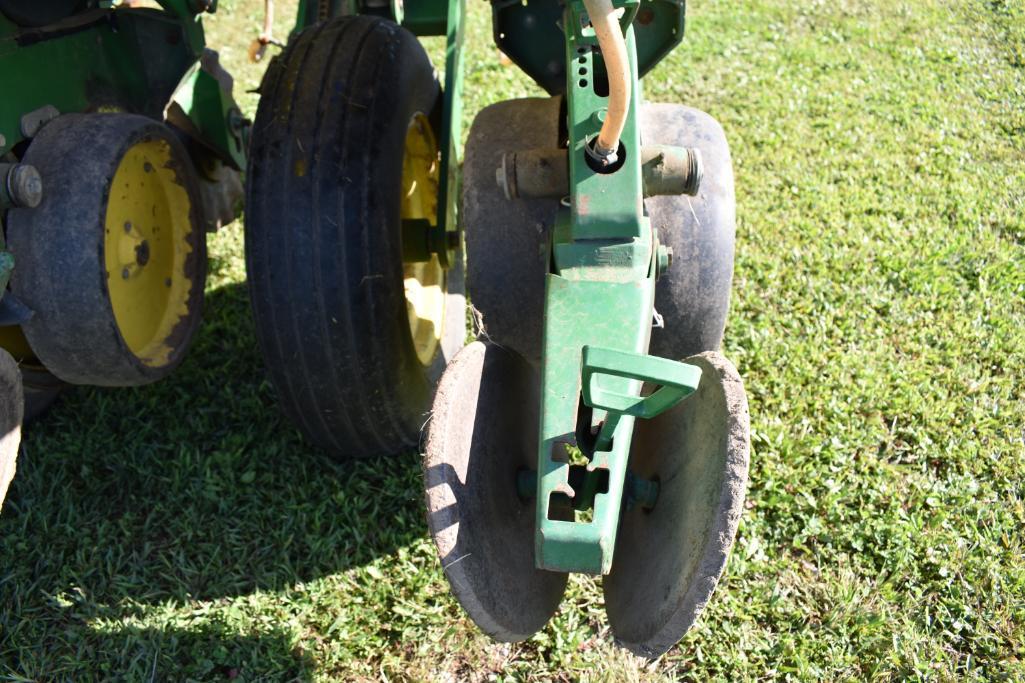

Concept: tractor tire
[[246, 15, 465, 458], [7, 113, 207, 387]]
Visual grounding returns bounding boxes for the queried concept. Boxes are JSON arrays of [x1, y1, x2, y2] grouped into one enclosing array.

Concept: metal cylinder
[[0, 163, 42, 208], [496, 147, 570, 200], [496, 144, 702, 199], [641, 144, 702, 197]]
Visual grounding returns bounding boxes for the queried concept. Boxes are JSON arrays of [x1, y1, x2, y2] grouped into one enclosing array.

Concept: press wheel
[[0, 348, 23, 512], [462, 97, 562, 366], [7, 113, 207, 386], [642, 104, 737, 359], [424, 341, 566, 641], [604, 351, 750, 658]]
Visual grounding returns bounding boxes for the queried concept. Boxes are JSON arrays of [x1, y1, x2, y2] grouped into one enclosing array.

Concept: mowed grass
[[1, 0, 1023, 680]]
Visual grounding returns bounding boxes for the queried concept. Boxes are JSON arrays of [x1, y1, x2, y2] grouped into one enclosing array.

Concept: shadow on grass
[[11, 620, 315, 682], [0, 280, 425, 673]]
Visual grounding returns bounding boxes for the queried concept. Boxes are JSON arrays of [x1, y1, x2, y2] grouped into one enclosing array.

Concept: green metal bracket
[[167, 59, 247, 170], [532, 0, 700, 576], [581, 345, 700, 449], [492, 0, 685, 95], [434, 0, 465, 268], [582, 346, 700, 418]]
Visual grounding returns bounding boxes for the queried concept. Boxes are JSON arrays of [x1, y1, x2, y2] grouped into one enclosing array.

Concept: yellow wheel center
[[104, 139, 194, 367], [402, 113, 446, 367]]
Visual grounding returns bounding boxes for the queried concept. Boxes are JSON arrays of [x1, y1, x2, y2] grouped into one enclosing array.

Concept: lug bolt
[[3, 164, 43, 208]]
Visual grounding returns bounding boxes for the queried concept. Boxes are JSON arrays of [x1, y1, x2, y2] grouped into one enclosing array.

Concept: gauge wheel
[[245, 15, 465, 458], [7, 113, 207, 387]]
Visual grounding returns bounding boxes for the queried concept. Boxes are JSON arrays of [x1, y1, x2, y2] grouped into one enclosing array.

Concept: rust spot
[[294, 158, 306, 177], [577, 193, 590, 215]]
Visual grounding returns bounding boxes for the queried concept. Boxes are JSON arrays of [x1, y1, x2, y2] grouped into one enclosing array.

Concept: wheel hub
[[104, 139, 195, 367]]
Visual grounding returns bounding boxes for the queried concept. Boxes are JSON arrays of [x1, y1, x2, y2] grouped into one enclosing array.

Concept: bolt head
[[9, 164, 42, 208]]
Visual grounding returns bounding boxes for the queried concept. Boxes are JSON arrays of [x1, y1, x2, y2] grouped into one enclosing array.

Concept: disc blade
[[424, 341, 566, 641], [604, 351, 750, 658], [0, 348, 24, 512]]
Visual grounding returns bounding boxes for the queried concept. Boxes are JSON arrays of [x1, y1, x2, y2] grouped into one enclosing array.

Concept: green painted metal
[[533, 0, 702, 575], [535, 275, 653, 574], [0, 4, 241, 169], [433, 0, 465, 268], [168, 61, 247, 170], [402, 0, 449, 36], [0, 2, 243, 306], [493, 0, 685, 95], [581, 345, 700, 448], [0, 251, 12, 295]]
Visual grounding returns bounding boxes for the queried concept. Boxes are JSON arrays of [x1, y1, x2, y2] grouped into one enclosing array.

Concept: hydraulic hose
[[583, 0, 631, 164]]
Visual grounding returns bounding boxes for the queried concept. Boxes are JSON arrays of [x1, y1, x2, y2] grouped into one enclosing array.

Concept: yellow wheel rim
[[104, 139, 195, 367], [402, 113, 446, 367]]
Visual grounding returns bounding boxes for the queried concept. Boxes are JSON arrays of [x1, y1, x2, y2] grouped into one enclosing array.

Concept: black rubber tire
[[21, 365, 63, 422], [245, 15, 465, 458], [7, 113, 207, 387], [642, 104, 737, 359], [463, 97, 563, 366]]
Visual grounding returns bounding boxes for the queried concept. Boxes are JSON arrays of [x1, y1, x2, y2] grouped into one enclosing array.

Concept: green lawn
[[2, 0, 1024, 680]]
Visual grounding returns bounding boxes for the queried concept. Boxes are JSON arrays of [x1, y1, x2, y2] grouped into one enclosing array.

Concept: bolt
[[228, 108, 245, 134], [121, 267, 131, 280], [590, 108, 607, 127], [5, 164, 43, 208], [495, 154, 516, 200]]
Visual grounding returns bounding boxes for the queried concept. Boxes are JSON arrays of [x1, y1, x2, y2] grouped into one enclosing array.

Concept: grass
[[1, 0, 1024, 679]]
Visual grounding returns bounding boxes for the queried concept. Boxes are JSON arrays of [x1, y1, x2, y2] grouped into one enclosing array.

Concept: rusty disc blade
[[424, 341, 566, 641], [604, 351, 750, 658], [0, 348, 24, 512]]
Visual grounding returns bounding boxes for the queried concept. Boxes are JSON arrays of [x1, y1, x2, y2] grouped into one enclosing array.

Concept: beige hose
[[583, 0, 631, 161], [248, 0, 280, 63]]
